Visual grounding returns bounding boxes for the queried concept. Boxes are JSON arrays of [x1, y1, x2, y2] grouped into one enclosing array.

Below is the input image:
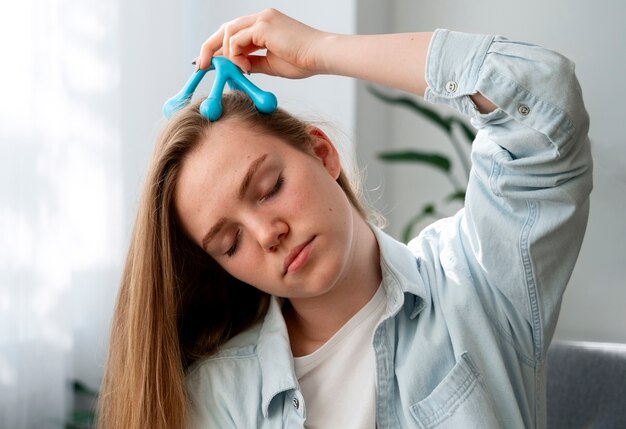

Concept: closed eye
[[225, 229, 240, 257], [260, 174, 284, 203], [224, 174, 283, 258]]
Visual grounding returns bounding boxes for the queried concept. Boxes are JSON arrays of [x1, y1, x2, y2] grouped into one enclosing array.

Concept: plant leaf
[[401, 204, 435, 243], [379, 150, 451, 173], [450, 117, 476, 143], [367, 86, 452, 133], [71, 379, 98, 396], [68, 410, 96, 426], [445, 190, 466, 202]]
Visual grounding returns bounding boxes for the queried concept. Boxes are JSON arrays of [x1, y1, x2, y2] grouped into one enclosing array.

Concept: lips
[[283, 237, 315, 276]]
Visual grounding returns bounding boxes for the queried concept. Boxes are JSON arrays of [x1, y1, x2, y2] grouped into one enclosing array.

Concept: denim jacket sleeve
[[423, 29, 592, 361]]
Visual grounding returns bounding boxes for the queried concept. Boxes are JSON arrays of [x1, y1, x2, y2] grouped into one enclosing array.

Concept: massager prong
[[163, 56, 277, 121], [200, 71, 228, 122], [163, 68, 209, 119], [226, 75, 278, 114]]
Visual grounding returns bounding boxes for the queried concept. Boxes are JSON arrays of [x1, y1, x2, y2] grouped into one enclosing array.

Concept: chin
[[310, 253, 349, 295]]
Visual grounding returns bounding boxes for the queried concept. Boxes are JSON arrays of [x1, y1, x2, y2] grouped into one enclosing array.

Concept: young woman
[[97, 8, 592, 429]]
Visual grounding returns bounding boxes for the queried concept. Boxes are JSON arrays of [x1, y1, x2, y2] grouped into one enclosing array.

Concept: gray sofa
[[547, 340, 626, 428]]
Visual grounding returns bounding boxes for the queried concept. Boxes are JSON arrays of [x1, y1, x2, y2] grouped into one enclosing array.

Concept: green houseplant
[[368, 86, 476, 243], [65, 380, 98, 429]]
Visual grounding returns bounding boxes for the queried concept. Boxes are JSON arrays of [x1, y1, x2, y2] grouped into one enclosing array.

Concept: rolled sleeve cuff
[[424, 29, 494, 117]]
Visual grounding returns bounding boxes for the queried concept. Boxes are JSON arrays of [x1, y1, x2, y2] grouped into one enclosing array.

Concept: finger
[[249, 53, 310, 79], [247, 55, 273, 75], [220, 14, 259, 64], [228, 27, 256, 58], [198, 25, 225, 69], [228, 28, 264, 72], [198, 13, 257, 69]]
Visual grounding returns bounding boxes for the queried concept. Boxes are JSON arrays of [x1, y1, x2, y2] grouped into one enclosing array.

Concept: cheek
[[309, 179, 352, 223], [288, 189, 310, 213], [288, 169, 338, 213], [221, 247, 270, 286], [223, 255, 254, 281]]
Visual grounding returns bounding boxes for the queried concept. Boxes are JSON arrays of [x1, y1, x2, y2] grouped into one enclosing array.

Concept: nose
[[252, 217, 288, 252]]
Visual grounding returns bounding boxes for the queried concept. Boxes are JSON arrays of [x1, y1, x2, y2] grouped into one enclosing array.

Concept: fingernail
[[192, 56, 202, 71]]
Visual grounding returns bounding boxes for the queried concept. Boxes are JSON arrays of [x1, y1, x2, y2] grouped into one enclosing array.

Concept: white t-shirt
[[294, 285, 386, 429]]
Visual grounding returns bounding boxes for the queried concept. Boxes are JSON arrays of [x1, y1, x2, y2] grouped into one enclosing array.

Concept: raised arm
[[413, 29, 592, 360], [196, 8, 496, 112]]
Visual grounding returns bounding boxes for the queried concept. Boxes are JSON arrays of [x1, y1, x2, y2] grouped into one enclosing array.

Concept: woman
[[98, 8, 592, 429]]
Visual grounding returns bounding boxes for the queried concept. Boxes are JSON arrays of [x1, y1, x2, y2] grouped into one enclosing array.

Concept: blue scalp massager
[[163, 56, 278, 121]]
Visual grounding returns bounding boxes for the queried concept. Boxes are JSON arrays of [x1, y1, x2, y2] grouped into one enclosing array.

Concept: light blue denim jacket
[[185, 29, 592, 428]]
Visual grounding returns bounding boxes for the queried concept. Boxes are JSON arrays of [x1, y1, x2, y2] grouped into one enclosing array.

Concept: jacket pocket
[[409, 352, 500, 428]]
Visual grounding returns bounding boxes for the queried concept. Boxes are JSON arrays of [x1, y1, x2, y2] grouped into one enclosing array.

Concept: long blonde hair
[[97, 92, 367, 428]]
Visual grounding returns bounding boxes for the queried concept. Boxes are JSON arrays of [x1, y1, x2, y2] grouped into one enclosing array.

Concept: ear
[[306, 126, 342, 180]]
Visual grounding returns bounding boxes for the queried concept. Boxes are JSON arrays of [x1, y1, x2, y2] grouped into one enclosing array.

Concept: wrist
[[311, 32, 343, 75]]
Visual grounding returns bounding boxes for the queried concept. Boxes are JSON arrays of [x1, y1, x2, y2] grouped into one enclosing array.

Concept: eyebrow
[[201, 153, 269, 251], [201, 217, 227, 252], [238, 153, 268, 200]]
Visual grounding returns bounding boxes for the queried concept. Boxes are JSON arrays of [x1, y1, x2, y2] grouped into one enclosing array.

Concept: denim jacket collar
[[257, 296, 298, 417], [371, 226, 428, 319]]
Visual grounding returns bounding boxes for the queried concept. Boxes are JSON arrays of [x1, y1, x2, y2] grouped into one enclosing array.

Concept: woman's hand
[[199, 8, 436, 97], [197, 8, 326, 79]]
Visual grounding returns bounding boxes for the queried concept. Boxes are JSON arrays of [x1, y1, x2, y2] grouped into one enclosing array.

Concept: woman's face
[[174, 120, 360, 299]]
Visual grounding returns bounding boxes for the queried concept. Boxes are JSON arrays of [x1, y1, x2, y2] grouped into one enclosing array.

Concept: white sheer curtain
[[0, 0, 122, 427], [0, 0, 221, 425]]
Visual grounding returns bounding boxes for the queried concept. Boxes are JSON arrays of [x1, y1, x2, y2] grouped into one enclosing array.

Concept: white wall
[[356, 0, 626, 343]]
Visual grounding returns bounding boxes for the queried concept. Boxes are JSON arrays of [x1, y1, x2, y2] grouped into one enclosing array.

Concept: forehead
[[173, 122, 293, 233], [179, 121, 277, 193], [192, 122, 280, 171]]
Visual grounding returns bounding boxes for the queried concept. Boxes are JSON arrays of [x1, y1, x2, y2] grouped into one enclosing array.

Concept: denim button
[[445, 81, 458, 93], [518, 104, 531, 116], [292, 397, 299, 409]]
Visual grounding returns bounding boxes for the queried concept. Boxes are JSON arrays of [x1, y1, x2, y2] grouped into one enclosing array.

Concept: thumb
[[247, 55, 275, 75]]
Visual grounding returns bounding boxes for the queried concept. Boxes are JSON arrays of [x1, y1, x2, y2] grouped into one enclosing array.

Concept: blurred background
[[1, 0, 624, 426]]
